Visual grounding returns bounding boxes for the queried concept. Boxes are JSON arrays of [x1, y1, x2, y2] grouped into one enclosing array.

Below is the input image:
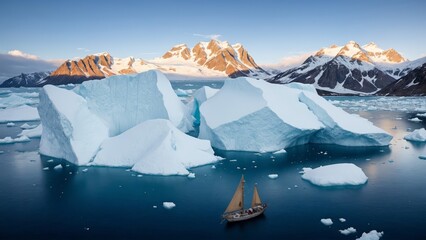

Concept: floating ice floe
[[18, 124, 42, 138], [0, 94, 37, 108], [163, 202, 176, 209], [408, 117, 422, 122], [339, 218, 346, 222], [20, 123, 37, 129], [273, 149, 286, 154], [356, 230, 384, 240], [92, 119, 219, 176], [320, 218, 333, 226], [0, 135, 30, 144], [6, 122, 15, 127], [417, 113, 426, 117], [268, 174, 279, 179], [0, 105, 40, 123], [339, 227, 356, 235], [404, 128, 426, 142], [187, 173, 196, 178], [198, 79, 392, 152], [301, 163, 368, 187]]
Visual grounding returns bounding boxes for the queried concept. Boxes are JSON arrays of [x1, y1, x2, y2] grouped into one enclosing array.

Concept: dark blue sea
[[0, 84, 425, 239]]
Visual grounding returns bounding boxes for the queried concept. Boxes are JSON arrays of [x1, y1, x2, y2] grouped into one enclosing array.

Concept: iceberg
[[198, 78, 391, 152], [404, 128, 426, 142], [0, 105, 40, 123], [74, 70, 193, 135], [38, 85, 109, 165], [339, 227, 357, 235], [93, 119, 218, 175], [301, 163, 368, 187], [39, 71, 196, 166], [0, 135, 30, 144], [163, 202, 176, 209]]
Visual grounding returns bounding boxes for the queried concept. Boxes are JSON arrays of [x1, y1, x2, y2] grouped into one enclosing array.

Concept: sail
[[225, 175, 244, 213], [251, 185, 262, 208]]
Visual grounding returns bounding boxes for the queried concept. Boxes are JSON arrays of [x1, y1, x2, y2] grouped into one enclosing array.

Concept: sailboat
[[222, 175, 267, 222]]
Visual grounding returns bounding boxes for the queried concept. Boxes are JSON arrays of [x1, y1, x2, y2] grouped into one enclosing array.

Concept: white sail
[[251, 185, 262, 208], [225, 175, 244, 213]]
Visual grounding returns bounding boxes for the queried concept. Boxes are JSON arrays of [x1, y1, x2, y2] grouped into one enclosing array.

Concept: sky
[[0, 0, 425, 78]]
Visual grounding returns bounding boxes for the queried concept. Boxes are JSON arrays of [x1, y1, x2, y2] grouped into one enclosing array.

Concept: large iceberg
[[38, 85, 109, 165], [93, 119, 219, 175], [198, 78, 392, 152], [74, 70, 193, 135], [301, 163, 368, 187], [188, 86, 219, 126], [38, 71, 206, 171]]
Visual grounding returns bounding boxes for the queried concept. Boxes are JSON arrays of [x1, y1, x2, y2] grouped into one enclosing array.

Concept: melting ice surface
[[0, 80, 426, 239]]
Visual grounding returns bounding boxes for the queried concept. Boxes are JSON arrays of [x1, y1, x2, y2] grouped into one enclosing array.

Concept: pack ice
[[198, 78, 392, 152], [38, 71, 211, 172]]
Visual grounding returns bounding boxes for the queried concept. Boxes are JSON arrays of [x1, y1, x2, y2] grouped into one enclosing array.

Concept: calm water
[[0, 85, 426, 239]]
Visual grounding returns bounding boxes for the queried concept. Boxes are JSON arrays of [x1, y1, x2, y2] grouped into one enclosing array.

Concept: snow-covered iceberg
[[38, 71, 212, 173], [38, 85, 109, 165], [404, 128, 426, 142], [74, 70, 193, 135], [198, 78, 392, 152], [301, 163, 368, 187], [92, 119, 219, 175]]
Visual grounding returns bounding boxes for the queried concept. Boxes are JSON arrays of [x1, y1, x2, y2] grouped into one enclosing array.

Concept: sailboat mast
[[241, 175, 244, 211]]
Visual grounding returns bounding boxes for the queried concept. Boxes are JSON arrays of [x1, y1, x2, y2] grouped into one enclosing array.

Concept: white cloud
[[193, 33, 221, 40], [77, 47, 90, 52], [7, 50, 39, 60], [261, 51, 314, 72]]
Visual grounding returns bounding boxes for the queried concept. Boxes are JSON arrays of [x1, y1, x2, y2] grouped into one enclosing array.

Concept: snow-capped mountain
[[267, 41, 406, 95], [0, 71, 50, 88], [378, 57, 426, 96], [37, 40, 269, 86]]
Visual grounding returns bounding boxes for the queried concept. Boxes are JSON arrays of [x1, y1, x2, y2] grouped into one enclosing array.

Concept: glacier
[[198, 78, 392, 152], [93, 119, 219, 175]]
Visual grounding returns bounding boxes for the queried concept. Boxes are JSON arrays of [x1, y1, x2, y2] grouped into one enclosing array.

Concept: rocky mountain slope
[[26, 40, 269, 87], [0, 71, 50, 87], [267, 41, 406, 95]]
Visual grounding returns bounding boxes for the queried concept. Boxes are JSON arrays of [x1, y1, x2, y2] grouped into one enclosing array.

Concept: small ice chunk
[[47, 159, 54, 163], [339, 218, 346, 222], [6, 122, 15, 127], [82, 168, 88, 173], [408, 117, 422, 122], [42, 167, 49, 171], [229, 159, 237, 162], [163, 202, 176, 209], [20, 123, 37, 129], [187, 173, 195, 178], [0, 135, 30, 144], [268, 174, 278, 179], [53, 165, 62, 170], [273, 149, 286, 154], [419, 155, 426, 160], [417, 113, 426, 117], [356, 230, 384, 240], [404, 128, 426, 142], [320, 218, 333, 226], [137, 174, 143, 177], [153, 205, 157, 208], [339, 227, 356, 235], [211, 165, 216, 169]]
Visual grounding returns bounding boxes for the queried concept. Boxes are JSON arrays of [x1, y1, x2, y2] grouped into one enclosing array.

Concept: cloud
[[0, 50, 63, 83], [193, 33, 221, 40], [77, 47, 90, 52], [7, 50, 39, 60], [261, 52, 314, 72]]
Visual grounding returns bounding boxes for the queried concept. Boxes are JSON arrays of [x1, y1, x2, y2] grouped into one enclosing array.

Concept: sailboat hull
[[223, 205, 267, 222]]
